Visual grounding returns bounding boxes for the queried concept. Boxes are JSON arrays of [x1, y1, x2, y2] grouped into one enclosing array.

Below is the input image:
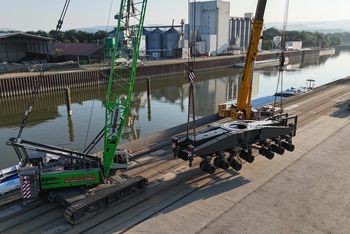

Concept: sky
[[1, 0, 350, 31]]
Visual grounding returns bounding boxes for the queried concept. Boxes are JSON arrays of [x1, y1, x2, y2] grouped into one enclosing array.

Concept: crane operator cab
[[111, 149, 132, 170]]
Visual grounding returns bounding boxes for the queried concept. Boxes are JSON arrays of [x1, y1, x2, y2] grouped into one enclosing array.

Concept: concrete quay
[[126, 78, 350, 234], [0, 76, 349, 234]]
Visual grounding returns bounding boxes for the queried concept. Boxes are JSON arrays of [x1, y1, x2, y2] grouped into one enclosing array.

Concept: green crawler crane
[[7, 0, 148, 224]]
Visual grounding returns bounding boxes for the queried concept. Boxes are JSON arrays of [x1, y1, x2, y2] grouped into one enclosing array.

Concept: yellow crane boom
[[237, 0, 267, 119], [219, 0, 267, 120]]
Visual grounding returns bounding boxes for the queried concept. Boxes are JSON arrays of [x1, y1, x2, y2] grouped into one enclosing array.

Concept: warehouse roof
[[0, 32, 53, 41], [53, 42, 104, 56]]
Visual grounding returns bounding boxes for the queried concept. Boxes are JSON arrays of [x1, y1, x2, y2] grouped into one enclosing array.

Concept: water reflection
[[67, 115, 74, 142], [0, 50, 348, 167]]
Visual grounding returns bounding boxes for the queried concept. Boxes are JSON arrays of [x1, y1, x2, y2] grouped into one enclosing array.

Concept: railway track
[[0, 77, 349, 233]]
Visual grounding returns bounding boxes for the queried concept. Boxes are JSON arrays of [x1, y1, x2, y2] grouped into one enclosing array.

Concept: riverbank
[[0, 48, 322, 97]]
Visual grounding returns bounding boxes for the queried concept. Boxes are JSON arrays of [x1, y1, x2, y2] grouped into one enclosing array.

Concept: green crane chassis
[[6, 138, 147, 224]]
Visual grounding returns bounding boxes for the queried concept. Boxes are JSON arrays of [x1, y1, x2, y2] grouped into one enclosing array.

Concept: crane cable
[[186, 0, 196, 139], [273, 0, 289, 110], [184, 0, 197, 167], [16, 0, 71, 141], [82, 0, 115, 186], [83, 0, 115, 152], [105, 0, 114, 32]]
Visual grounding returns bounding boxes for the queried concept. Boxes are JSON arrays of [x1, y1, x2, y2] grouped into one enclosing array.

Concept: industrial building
[[143, 26, 183, 59], [229, 13, 254, 52], [0, 32, 52, 62], [272, 37, 303, 50], [273, 36, 282, 49], [53, 42, 104, 64], [139, 0, 262, 58], [189, 0, 230, 55], [108, 25, 184, 60], [140, 0, 257, 58], [145, 28, 164, 59], [286, 41, 303, 50]]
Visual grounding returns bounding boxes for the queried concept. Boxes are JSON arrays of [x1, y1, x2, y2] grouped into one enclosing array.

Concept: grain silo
[[163, 27, 180, 57], [146, 28, 164, 59]]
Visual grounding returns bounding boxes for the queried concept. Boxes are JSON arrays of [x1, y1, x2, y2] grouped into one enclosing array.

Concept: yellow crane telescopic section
[[219, 0, 267, 120]]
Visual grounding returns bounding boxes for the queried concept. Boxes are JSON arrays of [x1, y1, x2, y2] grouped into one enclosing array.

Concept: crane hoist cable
[[83, 0, 117, 153], [184, 0, 197, 167], [105, 0, 114, 32], [273, 0, 289, 110], [186, 1, 197, 136], [16, 0, 71, 141]]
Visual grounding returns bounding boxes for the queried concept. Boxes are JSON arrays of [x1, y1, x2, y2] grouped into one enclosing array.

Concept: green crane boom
[[104, 0, 148, 176]]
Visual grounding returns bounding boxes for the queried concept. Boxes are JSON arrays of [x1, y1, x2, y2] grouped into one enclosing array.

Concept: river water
[[1, 50, 349, 168]]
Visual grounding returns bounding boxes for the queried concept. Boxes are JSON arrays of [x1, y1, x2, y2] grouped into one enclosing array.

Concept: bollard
[[65, 87, 72, 116]]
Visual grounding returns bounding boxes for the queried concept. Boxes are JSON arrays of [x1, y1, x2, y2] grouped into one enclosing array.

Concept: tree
[[262, 27, 345, 49], [63, 30, 78, 43], [329, 36, 342, 47], [93, 31, 109, 43], [262, 40, 273, 50], [263, 27, 280, 40], [49, 30, 64, 41]]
